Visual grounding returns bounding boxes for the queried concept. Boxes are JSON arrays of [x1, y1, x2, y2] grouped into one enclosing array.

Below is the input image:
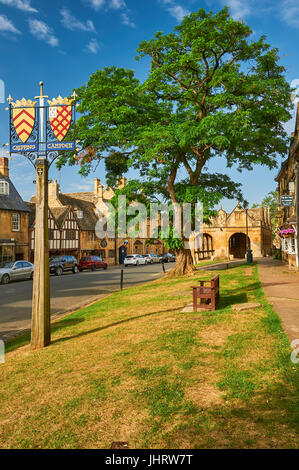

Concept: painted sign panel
[[46, 142, 75, 151], [12, 98, 36, 143], [280, 195, 294, 207], [48, 97, 73, 142], [10, 143, 38, 152]]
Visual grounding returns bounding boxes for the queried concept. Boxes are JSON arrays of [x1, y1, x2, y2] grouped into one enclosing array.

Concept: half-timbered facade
[[28, 204, 80, 262]]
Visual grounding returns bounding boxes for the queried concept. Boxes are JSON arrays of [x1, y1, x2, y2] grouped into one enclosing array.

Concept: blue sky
[[0, 0, 299, 212]]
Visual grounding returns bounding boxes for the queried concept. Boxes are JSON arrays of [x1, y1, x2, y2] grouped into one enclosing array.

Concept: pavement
[[0, 262, 172, 342], [257, 258, 299, 342]]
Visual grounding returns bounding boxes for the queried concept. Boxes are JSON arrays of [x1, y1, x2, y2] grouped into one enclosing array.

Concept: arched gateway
[[229, 233, 250, 259]]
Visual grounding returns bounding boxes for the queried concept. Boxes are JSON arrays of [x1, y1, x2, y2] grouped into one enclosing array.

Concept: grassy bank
[[0, 264, 298, 449]]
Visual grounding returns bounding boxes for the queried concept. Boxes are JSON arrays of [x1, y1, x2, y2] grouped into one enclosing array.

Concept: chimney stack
[[48, 180, 62, 206], [94, 178, 103, 199], [0, 157, 9, 178]]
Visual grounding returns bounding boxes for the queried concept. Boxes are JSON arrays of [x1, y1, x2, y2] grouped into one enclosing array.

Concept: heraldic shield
[[48, 96, 73, 142], [12, 98, 37, 143]]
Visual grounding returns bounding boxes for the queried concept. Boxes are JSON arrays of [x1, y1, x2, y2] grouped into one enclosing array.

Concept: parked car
[[79, 256, 107, 272], [141, 254, 151, 264], [160, 253, 176, 263], [144, 254, 160, 264], [49, 255, 78, 276], [124, 254, 146, 266], [0, 260, 34, 285]]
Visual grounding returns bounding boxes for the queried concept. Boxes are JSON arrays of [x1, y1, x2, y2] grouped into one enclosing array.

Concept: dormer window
[[0, 181, 9, 195], [77, 210, 83, 219]]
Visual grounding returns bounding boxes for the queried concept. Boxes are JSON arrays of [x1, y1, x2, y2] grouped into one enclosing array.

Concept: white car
[[124, 254, 146, 266]]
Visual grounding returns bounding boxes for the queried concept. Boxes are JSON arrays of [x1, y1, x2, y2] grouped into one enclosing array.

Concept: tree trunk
[[167, 247, 196, 277]]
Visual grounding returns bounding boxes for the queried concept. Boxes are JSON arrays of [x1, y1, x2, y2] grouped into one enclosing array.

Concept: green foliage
[[67, 7, 292, 247]]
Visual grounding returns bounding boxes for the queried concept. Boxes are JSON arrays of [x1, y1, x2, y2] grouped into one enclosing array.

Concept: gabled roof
[[50, 206, 70, 228], [26, 202, 79, 230], [58, 194, 98, 230], [0, 174, 30, 212]]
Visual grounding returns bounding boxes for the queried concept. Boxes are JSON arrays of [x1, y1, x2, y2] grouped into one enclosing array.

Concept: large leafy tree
[[64, 7, 293, 275]]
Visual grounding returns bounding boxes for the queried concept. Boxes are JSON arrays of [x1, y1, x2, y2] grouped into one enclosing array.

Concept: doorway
[[229, 233, 250, 259]]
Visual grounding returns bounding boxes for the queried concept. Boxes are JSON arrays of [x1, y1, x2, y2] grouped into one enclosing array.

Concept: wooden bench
[[191, 274, 220, 312]]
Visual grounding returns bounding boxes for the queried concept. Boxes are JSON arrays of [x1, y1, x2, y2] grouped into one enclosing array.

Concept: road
[[0, 262, 172, 341]]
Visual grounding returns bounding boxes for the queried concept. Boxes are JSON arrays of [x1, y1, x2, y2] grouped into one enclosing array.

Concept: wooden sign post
[[7, 82, 77, 349], [31, 158, 50, 349]]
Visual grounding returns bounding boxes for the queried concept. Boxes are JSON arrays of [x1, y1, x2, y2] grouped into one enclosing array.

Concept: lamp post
[[7, 82, 77, 349], [243, 201, 252, 263]]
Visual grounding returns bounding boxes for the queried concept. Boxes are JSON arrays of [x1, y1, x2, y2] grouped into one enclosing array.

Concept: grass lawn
[[1, 263, 299, 449]]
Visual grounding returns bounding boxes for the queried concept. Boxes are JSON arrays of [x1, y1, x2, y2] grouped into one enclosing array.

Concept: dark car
[[49, 255, 78, 276], [79, 256, 108, 272], [160, 253, 176, 263]]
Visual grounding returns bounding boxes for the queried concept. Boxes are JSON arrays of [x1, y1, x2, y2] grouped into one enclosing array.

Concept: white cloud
[[0, 14, 21, 34], [86, 37, 99, 53], [85, 0, 135, 27], [161, 0, 190, 21], [121, 12, 135, 27], [0, 0, 37, 12], [111, 0, 126, 8], [86, 0, 106, 10], [61, 8, 96, 32], [28, 19, 59, 47], [87, 0, 126, 11], [281, 0, 299, 27], [222, 0, 252, 20]]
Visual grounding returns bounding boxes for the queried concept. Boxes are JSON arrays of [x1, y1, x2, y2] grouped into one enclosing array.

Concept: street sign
[[10, 143, 38, 152], [280, 195, 294, 207], [46, 141, 75, 151]]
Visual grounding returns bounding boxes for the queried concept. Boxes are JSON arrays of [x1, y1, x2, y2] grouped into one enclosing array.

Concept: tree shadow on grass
[[51, 318, 85, 333], [218, 293, 248, 309], [52, 307, 183, 346]]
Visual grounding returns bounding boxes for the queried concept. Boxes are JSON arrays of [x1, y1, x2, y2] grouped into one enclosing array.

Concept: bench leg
[[211, 295, 215, 311]]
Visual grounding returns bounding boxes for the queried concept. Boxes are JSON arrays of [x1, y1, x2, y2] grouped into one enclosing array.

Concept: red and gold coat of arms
[[48, 96, 73, 141], [12, 98, 37, 143]]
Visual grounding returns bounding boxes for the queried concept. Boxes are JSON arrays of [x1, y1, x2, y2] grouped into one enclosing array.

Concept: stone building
[[275, 103, 299, 268], [191, 203, 272, 263], [0, 157, 30, 263]]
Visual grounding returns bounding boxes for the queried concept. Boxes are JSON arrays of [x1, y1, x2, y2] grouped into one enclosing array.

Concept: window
[[12, 213, 20, 231], [289, 238, 296, 255], [282, 239, 288, 252], [108, 250, 115, 258], [49, 229, 54, 240], [77, 210, 83, 219], [0, 181, 9, 195], [66, 229, 76, 240]]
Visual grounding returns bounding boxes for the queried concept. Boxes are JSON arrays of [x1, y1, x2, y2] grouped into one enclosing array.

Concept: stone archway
[[229, 233, 250, 259], [134, 240, 143, 254]]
